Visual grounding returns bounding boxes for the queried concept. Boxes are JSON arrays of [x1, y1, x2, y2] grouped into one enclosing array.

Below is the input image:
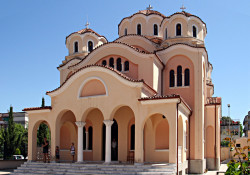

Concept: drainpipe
[[176, 98, 181, 175]]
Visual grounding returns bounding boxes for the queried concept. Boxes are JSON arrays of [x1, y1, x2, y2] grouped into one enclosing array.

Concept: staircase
[[12, 162, 176, 175]]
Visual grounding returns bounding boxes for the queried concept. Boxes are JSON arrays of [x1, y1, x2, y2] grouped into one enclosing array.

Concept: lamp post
[[228, 104, 231, 159]]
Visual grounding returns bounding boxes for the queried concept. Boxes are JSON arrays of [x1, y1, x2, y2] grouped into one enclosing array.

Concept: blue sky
[[0, 0, 249, 123]]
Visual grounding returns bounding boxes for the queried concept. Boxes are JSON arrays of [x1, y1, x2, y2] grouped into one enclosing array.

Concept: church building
[[24, 6, 222, 174]]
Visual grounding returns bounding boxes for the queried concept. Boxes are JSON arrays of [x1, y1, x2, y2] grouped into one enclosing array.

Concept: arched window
[[124, 61, 129, 71], [185, 68, 190, 86], [137, 24, 141, 35], [109, 57, 114, 68], [88, 126, 93, 150], [176, 24, 181, 36], [165, 28, 168, 39], [124, 28, 127, 36], [116, 58, 122, 71], [88, 41, 93, 52], [74, 41, 78, 53], [102, 60, 107, 66], [193, 26, 197, 38], [169, 70, 175, 87], [177, 66, 182, 86], [153, 24, 158, 35], [130, 124, 135, 150]]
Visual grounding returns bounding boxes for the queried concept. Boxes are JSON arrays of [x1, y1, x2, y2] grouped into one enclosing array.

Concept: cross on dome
[[146, 4, 153, 10], [85, 21, 90, 29], [180, 4, 186, 12]]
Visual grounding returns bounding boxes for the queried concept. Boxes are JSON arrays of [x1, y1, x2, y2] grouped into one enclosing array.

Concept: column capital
[[75, 121, 86, 127], [103, 120, 114, 127]]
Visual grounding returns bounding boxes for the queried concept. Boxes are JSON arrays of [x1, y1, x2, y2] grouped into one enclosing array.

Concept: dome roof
[[66, 28, 107, 41]]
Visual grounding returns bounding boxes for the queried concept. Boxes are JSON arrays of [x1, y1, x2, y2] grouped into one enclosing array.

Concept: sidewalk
[[0, 169, 13, 175], [206, 163, 227, 175]]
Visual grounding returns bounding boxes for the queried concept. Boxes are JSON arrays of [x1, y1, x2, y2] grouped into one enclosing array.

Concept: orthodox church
[[24, 6, 222, 174]]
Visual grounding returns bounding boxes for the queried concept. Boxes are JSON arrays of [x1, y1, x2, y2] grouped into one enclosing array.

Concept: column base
[[75, 161, 85, 164], [134, 162, 144, 165], [206, 158, 220, 170], [188, 159, 206, 174], [103, 162, 111, 165]]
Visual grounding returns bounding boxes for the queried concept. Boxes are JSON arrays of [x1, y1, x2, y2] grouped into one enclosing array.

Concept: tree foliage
[[37, 123, 50, 146], [2, 106, 28, 159], [41, 97, 45, 107]]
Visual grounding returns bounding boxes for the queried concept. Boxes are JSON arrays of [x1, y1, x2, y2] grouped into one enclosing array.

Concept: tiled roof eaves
[[114, 34, 158, 46], [69, 42, 154, 69], [65, 29, 108, 44], [139, 94, 192, 112], [57, 57, 82, 69], [47, 64, 148, 95], [23, 106, 52, 111]]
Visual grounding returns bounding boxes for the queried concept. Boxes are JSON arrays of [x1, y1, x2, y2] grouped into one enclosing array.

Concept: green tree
[[240, 124, 243, 137], [37, 123, 50, 146], [3, 106, 21, 159], [41, 97, 45, 107], [14, 123, 28, 158], [0, 127, 4, 158]]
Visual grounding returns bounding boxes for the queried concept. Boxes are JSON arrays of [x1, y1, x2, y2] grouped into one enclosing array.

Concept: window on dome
[[177, 66, 182, 86], [74, 41, 78, 53], [116, 58, 122, 71], [102, 60, 107, 66], [185, 68, 190, 86], [154, 24, 158, 36], [165, 28, 168, 39], [109, 57, 114, 68], [124, 28, 127, 36], [193, 26, 197, 38], [176, 24, 181, 36], [88, 41, 93, 52], [137, 24, 141, 35], [169, 70, 175, 87], [124, 61, 129, 71]]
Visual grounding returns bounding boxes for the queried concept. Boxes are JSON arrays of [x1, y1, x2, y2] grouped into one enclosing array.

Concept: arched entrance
[[34, 121, 51, 162], [144, 113, 169, 162], [111, 119, 118, 161]]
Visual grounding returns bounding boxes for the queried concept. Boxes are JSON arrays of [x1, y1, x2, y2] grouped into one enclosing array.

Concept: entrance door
[[111, 119, 118, 161]]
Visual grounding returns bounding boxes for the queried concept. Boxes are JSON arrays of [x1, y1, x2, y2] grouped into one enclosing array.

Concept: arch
[[130, 124, 135, 150], [88, 126, 93, 150], [116, 58, 122, 71], [109, 57, 114, 68], [184, 68, 190, 86], [79, 77, 107, 98], [102, 60, 107, 66], [176, 23, 182, 36], [124, 61, 129, 71], [169, 70, 175, 87], [88, 41, 93, 52], [165, 28, 168, 39], [137, 24, 141, 35], [153, 24, 158, 36], [177, 65, 182, 86], [124, 28, 127, 36], [193, 26, 197, 38], [74, 41, 78, 53]]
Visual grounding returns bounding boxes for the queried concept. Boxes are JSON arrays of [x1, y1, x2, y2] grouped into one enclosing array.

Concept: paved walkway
[[206, 163, 227, 175], [0, 169, 13, 175]]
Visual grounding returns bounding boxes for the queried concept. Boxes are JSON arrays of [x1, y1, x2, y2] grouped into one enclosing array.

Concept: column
[[182, 74, 185, 86], [174, 74, 177, 87], [103, 120, 114, 163], [85, 131, 89, 150], [75, 121, 86, 163]]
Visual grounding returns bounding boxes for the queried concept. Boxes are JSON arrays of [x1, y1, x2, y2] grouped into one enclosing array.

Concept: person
[[42, 137, 49, 163], [70, 142, 75, 162], [111, 138, 117, 160], [55, 146, 60, 163]]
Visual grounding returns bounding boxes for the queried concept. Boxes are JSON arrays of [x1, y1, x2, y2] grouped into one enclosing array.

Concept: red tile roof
[[47, 64, 157, 95], [23, 106, 52, 111], [66, 28, 108, 42]]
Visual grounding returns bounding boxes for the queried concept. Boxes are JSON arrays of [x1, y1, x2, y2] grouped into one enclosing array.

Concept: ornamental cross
[[85, 21, 90, 29], [180, 4, 186, 11], [147, 4, 153, 10]]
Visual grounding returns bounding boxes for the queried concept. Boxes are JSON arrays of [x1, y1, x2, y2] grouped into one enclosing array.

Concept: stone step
[[12, 162, 176, 175]]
